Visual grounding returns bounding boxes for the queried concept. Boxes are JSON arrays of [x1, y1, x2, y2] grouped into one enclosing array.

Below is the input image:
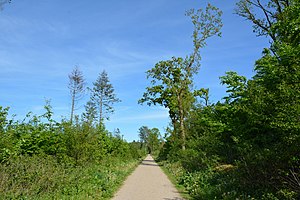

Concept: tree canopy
[[140, 4, 222, 150], [90, 70, 120, 126]]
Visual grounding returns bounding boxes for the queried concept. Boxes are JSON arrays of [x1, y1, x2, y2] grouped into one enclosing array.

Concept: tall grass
[[0, 154, 140, 199]]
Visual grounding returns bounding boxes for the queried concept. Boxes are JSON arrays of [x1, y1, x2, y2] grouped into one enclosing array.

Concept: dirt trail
[[112, 154, 184, 200]]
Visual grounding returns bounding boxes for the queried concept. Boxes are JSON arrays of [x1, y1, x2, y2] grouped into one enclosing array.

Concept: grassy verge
[[0, 154, 140, 199], [160, 163, 192, 200], [153, 156, 191, 200], [157, 159, 288, 200]]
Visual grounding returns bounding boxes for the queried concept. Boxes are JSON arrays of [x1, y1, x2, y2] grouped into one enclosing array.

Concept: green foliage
[[139, 57, 195, 110], [82, 100, 97, 127], [0, 106, 9, 131], [90, 70, 121, 126], [220, 71, 247, 103], [0, 101, 145, 199], [186, 3, 223, 66], [0, 154, 139, 199], [138, 126, 162, 154], [1, 1, 299, 199], [140, 3, 223, 150], [159, 1, 300, 199]]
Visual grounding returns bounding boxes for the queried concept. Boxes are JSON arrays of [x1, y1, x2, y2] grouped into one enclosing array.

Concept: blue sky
[[0, 0, 269, 141]]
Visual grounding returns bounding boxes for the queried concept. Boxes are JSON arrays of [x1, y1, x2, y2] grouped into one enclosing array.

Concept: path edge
[[154, 157, 192, 200], [110, 155, 147, 199]]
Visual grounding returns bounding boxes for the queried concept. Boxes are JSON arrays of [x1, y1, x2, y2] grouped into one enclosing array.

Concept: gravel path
[[112, 154, 184, 200]]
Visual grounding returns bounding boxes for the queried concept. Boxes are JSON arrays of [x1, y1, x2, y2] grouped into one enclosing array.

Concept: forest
[[1, 0, 300, 199], [146, 0, 300, 199]]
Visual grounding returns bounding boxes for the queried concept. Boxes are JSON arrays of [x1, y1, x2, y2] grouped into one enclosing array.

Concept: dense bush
[[158, 1, 300, 199], [0, 105, 145, 199], [0, 154, 139, 199]]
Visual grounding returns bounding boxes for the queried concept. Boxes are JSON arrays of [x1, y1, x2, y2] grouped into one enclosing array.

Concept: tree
[[214, 0, 300, 196], [235, 0, 297, 45], [220, 71, 247, 104], [90, 70, 120, 126], [148, 128, 161, 154], [195, 88, 210, 106], [82, 100, 97, 126], [138, 126, 161, 154], [139, 4, 222, 150], [153, 1, 299, 198], [234, 0, 300, 146], [139, 57, 196, 150], [113, 128, 123, 140], [138, 126, 151, 147], [68, 66, 85, 124]]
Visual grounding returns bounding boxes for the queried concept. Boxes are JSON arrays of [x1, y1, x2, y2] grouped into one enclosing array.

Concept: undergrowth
[[0, 154, 140, 199], [160, 160, 298, 200]]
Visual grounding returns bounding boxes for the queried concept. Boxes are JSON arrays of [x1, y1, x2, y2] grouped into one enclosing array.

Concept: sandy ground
[[112, 154, 185, 200]]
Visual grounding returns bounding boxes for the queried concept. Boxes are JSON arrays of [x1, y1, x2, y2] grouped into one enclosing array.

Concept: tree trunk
[[99, 97, 103, 126], [170, 115, 177, 136], [177, 93, 186, 150], [70, 89, 76, 123], [179, 111, 186, 150]]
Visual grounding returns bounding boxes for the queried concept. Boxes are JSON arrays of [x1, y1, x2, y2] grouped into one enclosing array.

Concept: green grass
[[0, 154, 140, 200], [157, 160, 192, 200]]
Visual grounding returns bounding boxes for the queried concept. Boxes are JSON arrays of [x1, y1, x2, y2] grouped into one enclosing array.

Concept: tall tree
[[138, 126, 151, 146], [139, 57, 196, 150], [148, 128, 161, 154], [139, 4, 222, 150], [138, 126, 161, 153], [91, 70, 120, 126], [235, 0, 294, 44], [214, 0, 300, 195], [68, 66, 85, 124]]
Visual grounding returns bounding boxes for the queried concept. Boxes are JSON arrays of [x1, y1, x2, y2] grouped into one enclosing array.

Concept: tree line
[[0, 0, 299, 199], [0, 57, 143, 198], [0, 99, 146, 198], [140, 0, 300, 199]]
